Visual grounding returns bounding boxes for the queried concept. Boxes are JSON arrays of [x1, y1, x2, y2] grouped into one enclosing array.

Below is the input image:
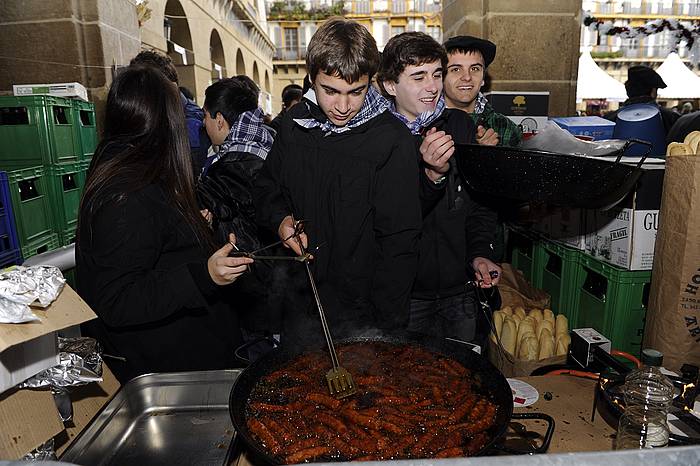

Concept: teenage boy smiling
[[254, 18, 422, 348], [377, 32, 501, 344]]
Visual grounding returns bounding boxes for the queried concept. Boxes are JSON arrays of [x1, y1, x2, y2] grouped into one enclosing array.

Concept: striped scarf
[[293, 86, 390, 135], [201, 108, 273, 177]]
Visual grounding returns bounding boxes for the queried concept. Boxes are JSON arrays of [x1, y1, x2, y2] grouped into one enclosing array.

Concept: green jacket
[[469, 102, 522, 147]]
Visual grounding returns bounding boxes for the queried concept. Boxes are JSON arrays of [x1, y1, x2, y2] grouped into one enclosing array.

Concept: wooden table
[[512, 375, 615, 453]]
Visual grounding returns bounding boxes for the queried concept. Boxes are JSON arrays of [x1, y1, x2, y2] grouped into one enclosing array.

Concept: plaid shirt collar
[[473, 92, 488, 115], [294, 86, 390, 135], [201, 108, 273, 177], [389, 94, 446, 135]]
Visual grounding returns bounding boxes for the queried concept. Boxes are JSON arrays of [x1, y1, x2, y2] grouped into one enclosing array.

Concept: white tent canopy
[[576, 50, 627, 102], [656, 52, 700, 99]]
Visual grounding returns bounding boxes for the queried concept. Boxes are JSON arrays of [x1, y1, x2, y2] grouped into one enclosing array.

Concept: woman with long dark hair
[[76, 65, 253, 383]]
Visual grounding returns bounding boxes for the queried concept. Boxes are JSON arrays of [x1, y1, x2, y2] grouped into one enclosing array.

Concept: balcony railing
[[590, 44, 685, 59], [274, 46, 307, 60]]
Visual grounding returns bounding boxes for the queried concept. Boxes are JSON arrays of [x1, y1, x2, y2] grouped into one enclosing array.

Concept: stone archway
[[264, 70, 271, 93], [253, 61, 260, 86], [210, 29, 226, 81], [236, 49, 245, 75], [164, 0, 193, 65], [163, 0, 196, 95]]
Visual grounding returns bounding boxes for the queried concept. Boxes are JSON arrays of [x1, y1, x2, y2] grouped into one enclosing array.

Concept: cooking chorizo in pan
[[245, 341, 498, 463]]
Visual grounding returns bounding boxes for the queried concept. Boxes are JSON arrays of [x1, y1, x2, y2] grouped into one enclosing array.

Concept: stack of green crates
[[574, 254, 651, 357], [530, 240, 584, 324], [0, 95, 96, 262]]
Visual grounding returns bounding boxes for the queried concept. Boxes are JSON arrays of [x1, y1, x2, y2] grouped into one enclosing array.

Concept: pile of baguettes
[[490, 306, 571, 361], [666, 130, 700, 156]]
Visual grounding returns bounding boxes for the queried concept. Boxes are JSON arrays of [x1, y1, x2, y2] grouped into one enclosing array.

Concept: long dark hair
[[79, 65, 212, 248]]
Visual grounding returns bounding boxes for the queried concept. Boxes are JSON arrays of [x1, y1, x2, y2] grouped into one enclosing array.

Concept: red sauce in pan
[[245, 341, 498, 463]]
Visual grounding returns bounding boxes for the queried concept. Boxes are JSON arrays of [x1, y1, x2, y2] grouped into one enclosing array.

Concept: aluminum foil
[[19, 337, 103, 389], [21, 438, 57, 461], [0, 265, 65, 323]]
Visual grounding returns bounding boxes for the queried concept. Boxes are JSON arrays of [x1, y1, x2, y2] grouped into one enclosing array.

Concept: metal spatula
[[296, 235, 356, 399]]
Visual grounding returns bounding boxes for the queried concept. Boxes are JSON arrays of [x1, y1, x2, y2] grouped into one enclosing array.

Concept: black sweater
[[76, 183, 242, 383], [412, 109, 499, 300], [254, 100, 422, 346]]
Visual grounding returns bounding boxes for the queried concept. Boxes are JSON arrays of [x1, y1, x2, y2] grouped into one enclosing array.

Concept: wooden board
[[513, 375, 615, 453]]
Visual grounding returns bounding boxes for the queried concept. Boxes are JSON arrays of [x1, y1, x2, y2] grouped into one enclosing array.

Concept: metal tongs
[[292, 221, 357, 399], [230, 220, 312, 262]]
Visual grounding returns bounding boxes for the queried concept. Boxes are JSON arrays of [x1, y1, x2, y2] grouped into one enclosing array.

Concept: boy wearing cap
[[605, 65, 679, 134], [254, 18, 422, 348], [443, 35, 522, 148], [377, 32, 501, 343]]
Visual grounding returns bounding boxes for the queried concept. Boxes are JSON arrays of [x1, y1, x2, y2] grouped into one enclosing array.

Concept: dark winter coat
[[254, 99, 422, 348], [77, 182, 242, 383], [412, 109, 499, 300]]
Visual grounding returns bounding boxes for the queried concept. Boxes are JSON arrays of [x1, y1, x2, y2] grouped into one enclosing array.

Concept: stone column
[[0, 0, 141, 131], [443, 0, 583, 117]]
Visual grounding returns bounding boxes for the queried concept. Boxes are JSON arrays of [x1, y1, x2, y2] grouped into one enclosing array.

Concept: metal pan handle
[[617, 139, 651, 167], [491, 412, 556, 455]]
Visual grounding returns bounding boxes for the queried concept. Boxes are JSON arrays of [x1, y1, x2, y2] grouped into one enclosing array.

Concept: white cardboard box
[[584, 160, 665, 270], [0, 332, 58, 394], [13, 82, 88, 101], [0, 285, 98, 458]]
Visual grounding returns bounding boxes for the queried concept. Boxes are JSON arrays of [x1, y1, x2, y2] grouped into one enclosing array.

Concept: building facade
[[581, 0, 700, 81], [0, 0, 275, 119], [140, 0, 275, 113], [266, 0, 442, 114]]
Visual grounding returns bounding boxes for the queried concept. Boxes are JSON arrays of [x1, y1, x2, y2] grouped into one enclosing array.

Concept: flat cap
[[444, 35, 497, 67], [627, 65, 667, 89]]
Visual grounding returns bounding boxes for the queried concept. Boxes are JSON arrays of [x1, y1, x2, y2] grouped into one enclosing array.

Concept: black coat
[[666, 111, 700, 144], [76, 183, 242, 383], [197, 150, 265, 251], [254, 100, 422, 347], [412, 109, 499, 300]]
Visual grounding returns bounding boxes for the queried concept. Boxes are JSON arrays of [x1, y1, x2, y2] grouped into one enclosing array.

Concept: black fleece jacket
[[254, 99, 422, 346], [77, 182, 242, 383], [412, 109, 499, 300]]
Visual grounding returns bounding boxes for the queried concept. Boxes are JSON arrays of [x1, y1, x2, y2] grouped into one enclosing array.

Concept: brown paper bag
[[644, 155, 700, 372], [487, 337, 566, 377], [498, 263, 551, 310]]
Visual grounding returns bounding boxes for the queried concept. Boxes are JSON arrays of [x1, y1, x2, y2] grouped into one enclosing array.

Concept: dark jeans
[[408, 292, 478, 343]]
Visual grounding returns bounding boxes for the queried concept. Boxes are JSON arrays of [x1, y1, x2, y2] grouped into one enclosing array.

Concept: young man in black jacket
[[254, 18, 422, 349], [377, 32, 501, 344]]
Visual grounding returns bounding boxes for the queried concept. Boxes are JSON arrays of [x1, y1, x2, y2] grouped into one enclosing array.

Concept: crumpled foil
[[19, 337, 103, 389], [0, 265, 65, 323], [21, 438, 57, 461]]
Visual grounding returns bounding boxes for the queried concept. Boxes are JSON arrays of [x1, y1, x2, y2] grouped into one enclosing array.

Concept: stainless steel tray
[[61, 370, 241, 466]]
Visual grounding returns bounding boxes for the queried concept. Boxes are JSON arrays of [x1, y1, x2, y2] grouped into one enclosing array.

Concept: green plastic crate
[[505, 227, 540, 284], [6, 166, 55, 249], [531, 240, 584, 321], [574, 254, 652, 356], [46, 162, 85, 242], [0, 95, 79, 169], [21, 232, 59, 260], [71, 100, 97, 161], [58, 224, 77, 247]]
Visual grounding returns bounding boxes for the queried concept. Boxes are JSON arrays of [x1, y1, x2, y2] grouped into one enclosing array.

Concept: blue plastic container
[[613, 103, 666, 157], [0, 248, 21, 268], [0, 171, 21, 255]]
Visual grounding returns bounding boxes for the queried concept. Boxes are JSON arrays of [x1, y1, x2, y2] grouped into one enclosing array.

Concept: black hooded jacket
[[412, 109, 499, 300], [254, 98, 422, 347]]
